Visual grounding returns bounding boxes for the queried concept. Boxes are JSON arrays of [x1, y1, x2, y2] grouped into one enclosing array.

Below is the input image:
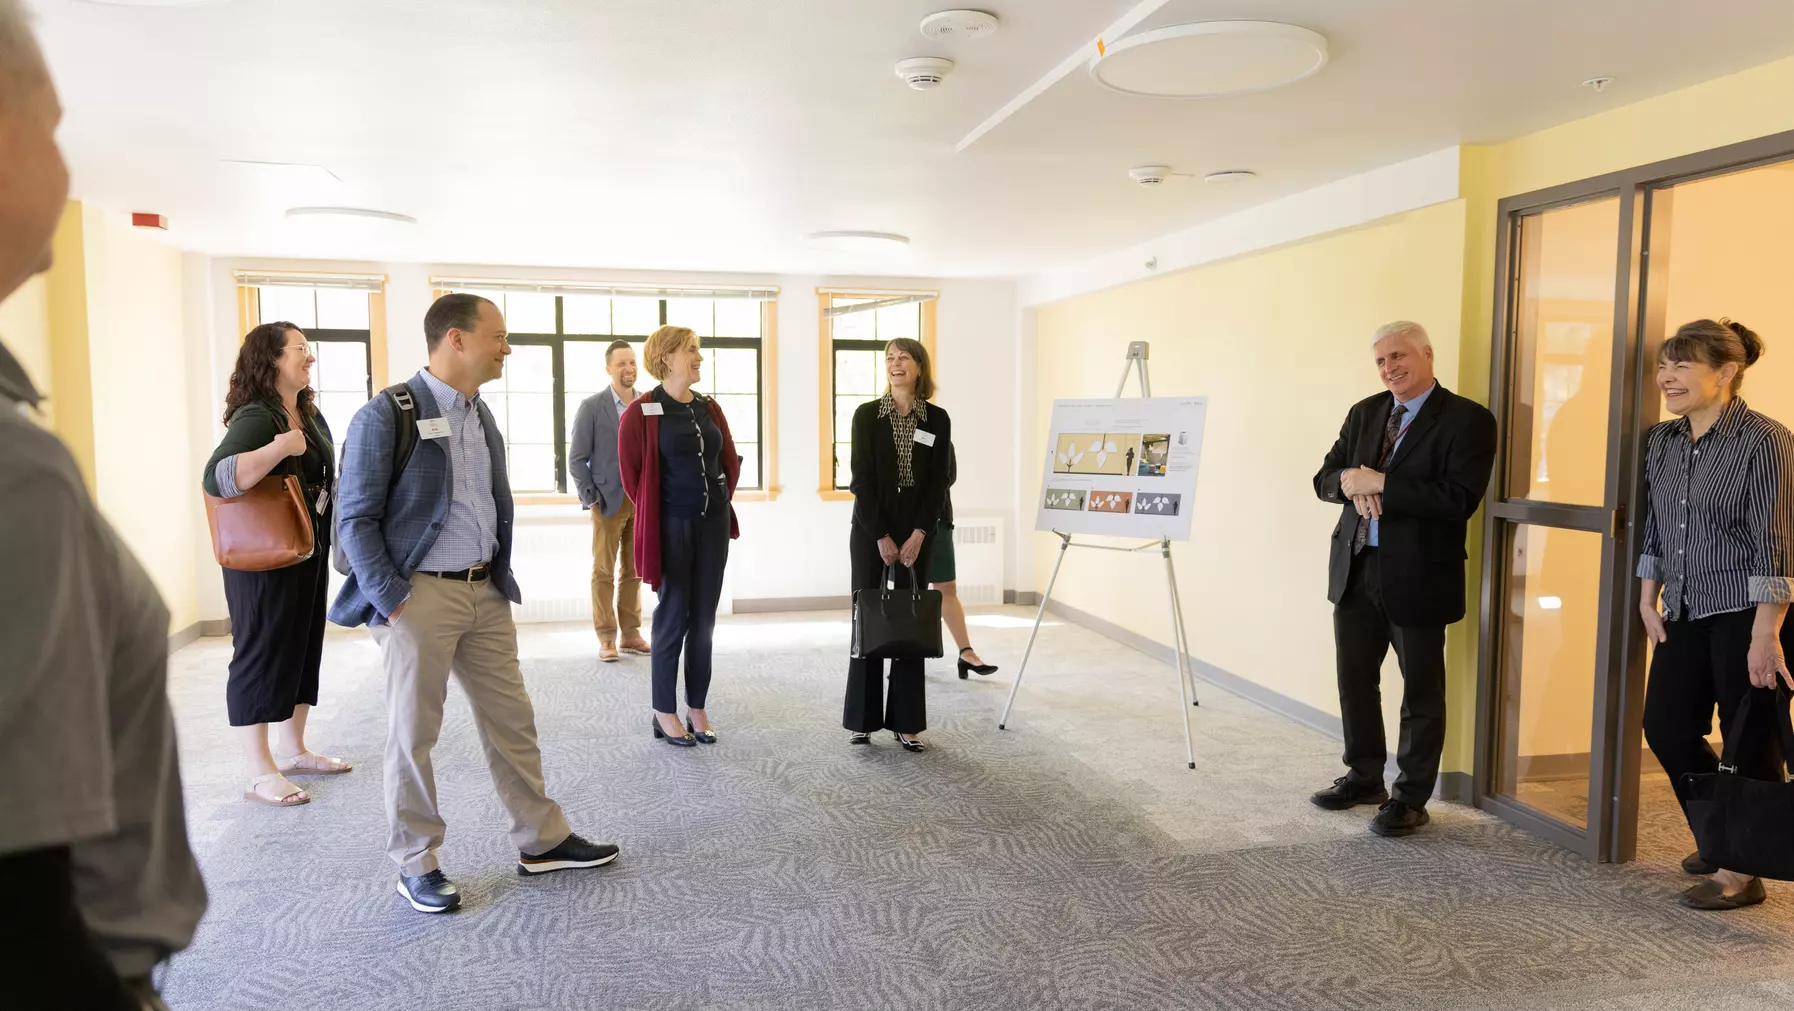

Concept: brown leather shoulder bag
[[204, 459, 315, 572]]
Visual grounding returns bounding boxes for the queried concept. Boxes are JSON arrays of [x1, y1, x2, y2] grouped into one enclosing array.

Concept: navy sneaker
[[397, 869, 461, 913], [518, 832, 620, 875]]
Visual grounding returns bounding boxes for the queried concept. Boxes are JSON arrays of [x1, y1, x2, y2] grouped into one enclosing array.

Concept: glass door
[[1477, 193, 1636, 859]]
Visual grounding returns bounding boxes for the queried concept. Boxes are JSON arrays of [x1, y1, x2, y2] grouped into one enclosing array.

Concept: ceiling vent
[[920, 10, 1000, 41], [895, 57, 956, 90]]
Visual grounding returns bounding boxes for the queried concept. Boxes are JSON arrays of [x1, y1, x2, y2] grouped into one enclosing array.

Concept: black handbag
[[1682, 685, 1794, 881], [851, 564, 943, 661]]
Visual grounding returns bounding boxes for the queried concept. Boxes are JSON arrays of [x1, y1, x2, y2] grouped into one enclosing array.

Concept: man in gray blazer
[[569, 340, 651, 663]]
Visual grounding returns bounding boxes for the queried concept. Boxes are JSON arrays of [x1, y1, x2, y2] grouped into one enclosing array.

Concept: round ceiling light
[[286, 206, 417, 225], [806, 230, 910, 252], [920, 9, 1000, 41], [1090, 21, 1329, 99], [76, 0, 238, 7], [1204, 170, 1257, 183]]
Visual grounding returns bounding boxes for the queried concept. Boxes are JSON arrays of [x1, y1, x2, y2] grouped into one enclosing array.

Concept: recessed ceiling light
[[1203, 170, 1257, 183], [920, 9, 1000, 41], [286, 206, 416, 225], [1090, 21, 1329, 98], [806, 230, 910, 252], [224, 159, 342, 183]]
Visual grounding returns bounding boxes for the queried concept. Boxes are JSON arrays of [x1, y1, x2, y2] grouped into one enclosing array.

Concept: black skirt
[[222, 552, 328, 726]]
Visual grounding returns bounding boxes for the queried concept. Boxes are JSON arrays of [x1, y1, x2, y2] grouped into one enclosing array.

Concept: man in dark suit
[[569, 340, 651, 663], [1310, 321, 1497, 836]]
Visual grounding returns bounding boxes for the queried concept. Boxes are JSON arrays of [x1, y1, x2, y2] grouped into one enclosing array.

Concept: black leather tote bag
[[1683, 685, 1794, 881], [851, 564, 943, 661]]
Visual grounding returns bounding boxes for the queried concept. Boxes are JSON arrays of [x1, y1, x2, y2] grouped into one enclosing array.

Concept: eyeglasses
[[282, 343, 314, 357]]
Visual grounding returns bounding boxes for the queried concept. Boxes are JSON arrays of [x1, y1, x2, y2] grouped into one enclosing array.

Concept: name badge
[[417, 418, 451, 440], [314, 488, 331, 515], [913, 429, 936, 447], [641, 402, 665, 416]]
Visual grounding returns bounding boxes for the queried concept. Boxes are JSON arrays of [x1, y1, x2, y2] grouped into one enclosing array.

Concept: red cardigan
[[617, 388, 742, 590]]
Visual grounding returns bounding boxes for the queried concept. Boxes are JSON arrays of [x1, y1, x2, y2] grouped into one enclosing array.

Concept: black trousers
[[1333, 549, 1448, 807], [223, 551, 328, 726], [1644, 607, 1789, 817], [843, 522, 935, 735], [651, 505, 731, 714]]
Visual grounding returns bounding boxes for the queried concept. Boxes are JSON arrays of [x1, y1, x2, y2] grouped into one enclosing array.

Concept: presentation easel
[[999, 341, 1201, 769]]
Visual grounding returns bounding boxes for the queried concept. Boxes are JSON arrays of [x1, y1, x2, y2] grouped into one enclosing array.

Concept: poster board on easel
[[1035, 396, 1208, 541]]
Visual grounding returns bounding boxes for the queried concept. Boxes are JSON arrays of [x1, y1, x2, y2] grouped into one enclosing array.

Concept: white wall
[[195, 258, 1022, 618]]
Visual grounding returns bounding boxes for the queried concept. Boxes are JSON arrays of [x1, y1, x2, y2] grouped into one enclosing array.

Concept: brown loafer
[[1680, 877, 1766, 910], [619, 639, 651, 656], [598, 642, 619, 663]]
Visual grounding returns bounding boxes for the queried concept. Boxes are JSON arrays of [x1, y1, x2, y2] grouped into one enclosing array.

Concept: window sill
[[819, 489, 854, 502]]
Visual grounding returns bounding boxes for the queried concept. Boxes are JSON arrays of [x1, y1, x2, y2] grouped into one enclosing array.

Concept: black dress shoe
[[1683, 850, 1718, 876], [1680, 876, 1766, 910], [1310, 775, 1390, 811], [518, 832, 621, 875], [849, 732, 871, 745], [893, 732, 927, 753], [397, 869, 462, 913], [1369, 799, 1430, 837], [686, 719, 717, 744], [957, 648, 999, 679], [652, 715, 696, 747]]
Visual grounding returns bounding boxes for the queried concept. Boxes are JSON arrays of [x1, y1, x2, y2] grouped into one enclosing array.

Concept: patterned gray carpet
[[158, 610, 1794, 1010]]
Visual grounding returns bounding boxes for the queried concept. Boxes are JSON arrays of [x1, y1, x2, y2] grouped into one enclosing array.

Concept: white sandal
[[277, 750, 353, 776], [244, 772, 310, 807]]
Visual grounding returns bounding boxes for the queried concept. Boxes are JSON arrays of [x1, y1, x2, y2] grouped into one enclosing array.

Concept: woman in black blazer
[[844, 337, 952, 751]]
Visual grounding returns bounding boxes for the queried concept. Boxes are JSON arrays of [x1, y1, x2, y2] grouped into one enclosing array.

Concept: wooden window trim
[[816, 288, 937, 499]]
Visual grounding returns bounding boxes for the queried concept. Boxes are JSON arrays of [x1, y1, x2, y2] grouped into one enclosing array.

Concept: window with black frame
[[255, 284, 373, 451], [451, 289, 766, 495], [827, 295, 925, 491]]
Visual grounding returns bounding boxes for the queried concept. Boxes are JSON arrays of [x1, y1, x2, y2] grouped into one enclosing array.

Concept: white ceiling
[[31, 0, 1794, 278]]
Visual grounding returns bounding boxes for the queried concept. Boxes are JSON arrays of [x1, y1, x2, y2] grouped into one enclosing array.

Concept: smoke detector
[[896, 57, 956, 90], [920, 9, 1000, 41], [1129, 165, 1175, 186]]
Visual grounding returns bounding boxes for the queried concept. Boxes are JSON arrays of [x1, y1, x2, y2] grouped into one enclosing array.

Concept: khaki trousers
[[591, 499, 642, 641], [372, 573, 571, 876]]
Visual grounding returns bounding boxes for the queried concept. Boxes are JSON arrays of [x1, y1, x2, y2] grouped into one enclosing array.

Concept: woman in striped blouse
[[1637, 318, 1794, 911]]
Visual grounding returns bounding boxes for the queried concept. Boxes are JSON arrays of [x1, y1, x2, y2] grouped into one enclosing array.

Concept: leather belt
[[418, 563, 490, 583]]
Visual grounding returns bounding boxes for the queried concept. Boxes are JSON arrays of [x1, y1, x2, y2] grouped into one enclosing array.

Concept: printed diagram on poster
[[1035, 397, 1207, 540]]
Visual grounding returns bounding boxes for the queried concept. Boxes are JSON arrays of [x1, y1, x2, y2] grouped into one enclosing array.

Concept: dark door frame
[[1474, 127, 1794, 862]]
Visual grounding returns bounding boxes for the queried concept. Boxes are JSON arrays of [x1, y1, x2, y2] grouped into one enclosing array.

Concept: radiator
[[511, 516, 595, 624], [952, 515, 1005, 606]]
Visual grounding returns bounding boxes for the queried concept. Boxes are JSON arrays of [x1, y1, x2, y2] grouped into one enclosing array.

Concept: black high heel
[[685, 719, 717, 744], [892, 732, 927, 753], [957, 648, 999, 678], [652, 715, 696, 747]]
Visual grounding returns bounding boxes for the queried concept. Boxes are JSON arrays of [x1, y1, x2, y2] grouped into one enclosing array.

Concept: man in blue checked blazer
[[332, 293, 619, 914]]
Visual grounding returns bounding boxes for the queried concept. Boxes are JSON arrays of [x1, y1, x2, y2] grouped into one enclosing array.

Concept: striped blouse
[[1636, 397, 1794, 621]]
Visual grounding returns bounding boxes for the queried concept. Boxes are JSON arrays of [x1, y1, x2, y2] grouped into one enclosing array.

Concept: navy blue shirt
[[657, 391, 727, 518]]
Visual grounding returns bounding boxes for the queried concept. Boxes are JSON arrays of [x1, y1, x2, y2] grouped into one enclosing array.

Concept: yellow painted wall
[[1032, 200, 1469, 725], [79, 208, 200, 634], [0, 274, 51, 408]]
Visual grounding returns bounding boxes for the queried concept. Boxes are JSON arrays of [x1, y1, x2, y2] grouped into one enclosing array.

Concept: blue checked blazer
[[329, 371, 520, 627]]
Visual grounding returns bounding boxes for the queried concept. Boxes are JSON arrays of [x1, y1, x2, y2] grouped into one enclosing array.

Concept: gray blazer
[[569, 388, 629, 516]]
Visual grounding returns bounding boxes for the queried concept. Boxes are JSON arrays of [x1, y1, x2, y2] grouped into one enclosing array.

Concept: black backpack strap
[[383, 383, 418, 489]]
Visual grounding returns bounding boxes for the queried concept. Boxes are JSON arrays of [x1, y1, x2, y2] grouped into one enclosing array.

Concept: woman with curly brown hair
[[202, 321, 352, 807]]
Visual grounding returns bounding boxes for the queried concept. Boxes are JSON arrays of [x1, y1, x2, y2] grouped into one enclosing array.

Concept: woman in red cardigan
[[617, 325, 741, 747]]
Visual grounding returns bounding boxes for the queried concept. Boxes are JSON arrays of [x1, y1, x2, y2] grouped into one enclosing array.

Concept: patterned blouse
[[878, 391, 929, 489]]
